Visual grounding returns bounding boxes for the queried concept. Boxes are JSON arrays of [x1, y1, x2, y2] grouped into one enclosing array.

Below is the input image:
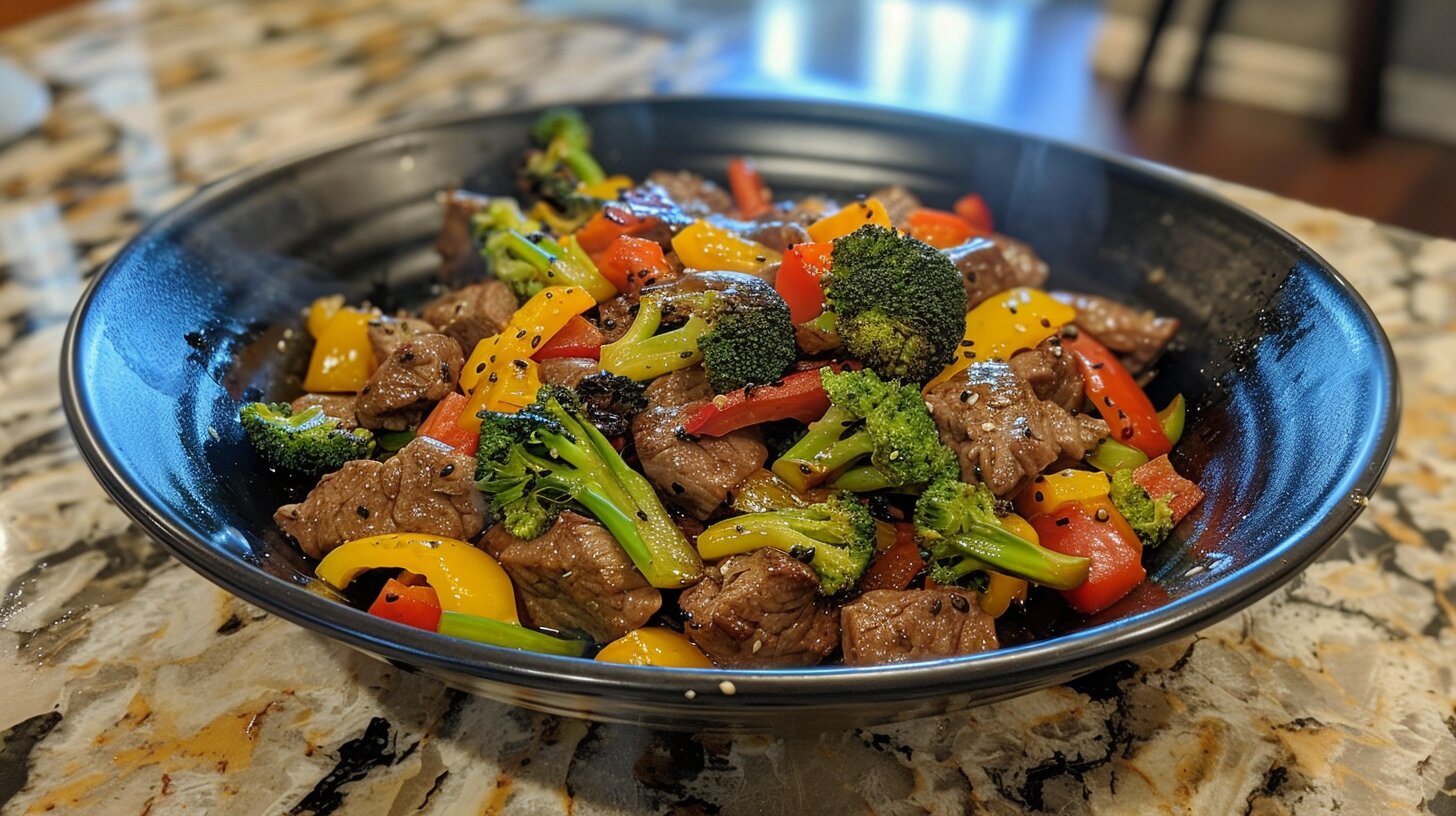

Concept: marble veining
[[2, 1, 1455, 813]]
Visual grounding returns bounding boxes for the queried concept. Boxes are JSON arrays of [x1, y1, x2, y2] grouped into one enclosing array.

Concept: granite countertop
[[2, 1, 1455, 813]]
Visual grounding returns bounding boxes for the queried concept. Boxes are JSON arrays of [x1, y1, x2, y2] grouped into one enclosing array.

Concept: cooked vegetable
[[239, 402, 375, 476], [459, 285, 596, 427], [595, 628, 714, 667], [519, 108, 608, 226], [533, 315, 603, 361], [771, 367, 957, 492], [1064, 332, 1171, 458], [1086, 394, 1186, 473], [915, 479, 1090, 591], [924, 287, 1076, 392], [417, 393, 478, 455], [303, 308, 377, 393], [671, 220, 782, 276], [681, 366, 833, 437], [858, 522, 925, 592], [775, 241, 833, 324], [600, 273, 797, 393], [491, 230, 617, 304], [1132, 454, 1204, 523], [807, 198, 892, 243], [306, 294, 345, 338], [727, 157, 772, 218], [438, 611, 591, 656], [368, 578, 442, 631], [573, 370, 647, 437], [474, 384, 702, 588], [953, 193, 993, 233], [1109, 467, 1174, 547], [902, 207, 982, 249], [1014, 468, 1112, 519], [696, 492, 877, 596], [597, 235, 673, 294], [315, 533, 519, 622], [1029, 498, 1144, 615], [823, 224, 967, 383]]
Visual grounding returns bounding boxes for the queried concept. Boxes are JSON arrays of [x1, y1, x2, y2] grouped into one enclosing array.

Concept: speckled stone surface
[[2, 1, 1454, 813]]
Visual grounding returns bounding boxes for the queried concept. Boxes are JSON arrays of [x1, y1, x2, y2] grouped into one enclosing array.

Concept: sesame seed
[[719, 680, 737, 696], [981, 421, 995, 432]]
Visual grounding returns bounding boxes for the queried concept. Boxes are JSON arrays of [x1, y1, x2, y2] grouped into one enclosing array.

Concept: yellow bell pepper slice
[[306, 295, 345, 339], [315, 533, 519, 624], [671, 220, 782, 275], [459, 355, 542, 428], [595, 628, 713, 668], [805, 197, 893, 243], [981, 515, 1035, 617], [303, 308, 377, 393], [924, 287, 1077, 392], [1014, 468, 1111, 519], [579, 175, 633, 201]]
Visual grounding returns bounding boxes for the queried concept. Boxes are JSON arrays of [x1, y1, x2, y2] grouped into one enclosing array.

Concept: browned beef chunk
[[647, 170, 734, 217], [1007, 337, 1082, 411], [944, 235, 1051, 308], [840, 588, 999, 666], [871, 185, 922, 226], [367, 315, 436, 362], [274, 437, 485, 559], [679, 548, 839, 668], [596, 295, 636, 344], [1052, 291, 1179, 374], [355, 334, 464, 431], [421, 279, 518, 354], [764, 196, 833, 225], [538, 357, 600, 389], [434, 189, 490, 286], [290, 394, 358, 430], [631, 368, 767, 519], [992, 234, 1050, 285], [481, 513, 661, 642], [925, 360, 1108, 497]]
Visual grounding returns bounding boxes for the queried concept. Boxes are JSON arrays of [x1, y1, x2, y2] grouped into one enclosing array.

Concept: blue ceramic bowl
[[62, 98, 1397, 730]]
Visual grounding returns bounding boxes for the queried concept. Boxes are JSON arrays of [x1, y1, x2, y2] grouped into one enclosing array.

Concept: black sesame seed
[[636, 510, 649, 521], [488, 372, 498, 383], [1095, 507, 1110, 522], [530, 335, 541, 349], [356, 506, 370, 518], [1055, 516, 1071, 526], [671, 482, 685, 495], [1040, 318, 1051, 328], [929, 597, 942, 616], [949, 594, 970, 612], [1034, 491, 1044, 503], [476, 362, 487, 374]]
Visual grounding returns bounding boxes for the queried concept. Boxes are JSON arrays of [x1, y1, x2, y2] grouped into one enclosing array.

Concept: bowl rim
[[60, 95, 1400, 710]]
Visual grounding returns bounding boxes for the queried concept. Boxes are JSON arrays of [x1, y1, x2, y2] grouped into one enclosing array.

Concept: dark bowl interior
[[63, 98, 1396, 731]]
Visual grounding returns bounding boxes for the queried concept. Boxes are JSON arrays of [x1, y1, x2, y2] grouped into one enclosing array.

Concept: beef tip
[[539, 356, 600, 389], [631, 368, 767, 519], [925, 360, 1109, 497], [993, 234, 1051, 284], [840, 588, 998, 666], [434, 189, 491, 286], [870, 185, 922, 226], [367, 315, 436, 361], [355, 333, 464, 431], [945, 235, 1051, 308], [679, 548, 839, 668], [1007, 337, 1082, 411], [290, 394, 359, 430], [647, 170, 734, 217], [704, 218, 810, 256], [421, 279, 518, 353], [1052, 291, 1179, 374], [764, 196, 834, 226], [597, 295, 637, 343], [274, 437, 485, 559], [482, 512, 661, 642]]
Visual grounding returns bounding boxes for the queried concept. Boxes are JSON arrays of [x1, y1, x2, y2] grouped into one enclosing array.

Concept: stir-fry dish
[[243, 110, 1205, 668]]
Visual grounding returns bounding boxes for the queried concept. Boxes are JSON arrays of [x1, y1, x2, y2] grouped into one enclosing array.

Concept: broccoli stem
[[828, 465, 893, 492], [437, 611, 590, 656], [771, 405, 875, 491], [599, 297, 709, 382], [559, 146, 606, 186], [931, 523, 1089, 591], [498, 230, 615, 301]]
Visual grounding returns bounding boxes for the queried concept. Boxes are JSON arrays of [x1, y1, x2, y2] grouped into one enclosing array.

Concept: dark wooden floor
[[1105, 84, 1456, 240]]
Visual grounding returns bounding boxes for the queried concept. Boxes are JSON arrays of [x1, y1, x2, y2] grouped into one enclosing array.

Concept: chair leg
[[1123, 0, 1180, 114], [1183, 0, 1232, 98], [1334, 0, 1394, 150]]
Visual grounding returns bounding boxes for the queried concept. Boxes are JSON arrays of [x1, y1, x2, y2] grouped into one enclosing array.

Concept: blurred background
[[3, 0, 1454, 238]]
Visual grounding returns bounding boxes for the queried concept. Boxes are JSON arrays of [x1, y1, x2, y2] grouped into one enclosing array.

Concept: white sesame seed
[[684, 689, 697, 700], [718, 680, 737, 696], [981, 422, 995, 432], [967, 392, 980, 405], [751, 639, 763, 653]]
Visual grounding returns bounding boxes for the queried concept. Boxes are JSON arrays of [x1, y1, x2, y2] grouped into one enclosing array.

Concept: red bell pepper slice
[[1133, 454, 1205, 523], [681, 366, 834, 437], [368, 578, 443, 631], [532, 315, 604, 361], [418, 392, 479, 455], [859, 523, 925, 592], [902, 207, 983, 249], [728, 157, 772, 218], [1065, 333, 1172, 459], [774, 241, 833, 324], [597, 235, 673, 295], [575, 207, 663, 262], [953, 193, 994, 233], [1030, 499, 1144, 615]]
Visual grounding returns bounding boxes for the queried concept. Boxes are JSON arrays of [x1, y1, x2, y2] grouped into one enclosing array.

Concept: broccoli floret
[[518, 108, 607, 225], [914, 479, 1089, 591], [469, 198, 546, 300], [1109, 468, 1175, 547], [824, 225, 967, 383], [695, 493, 876, 595], [771, 368, 957, 493], [474, 384, 702, 588], [599, 272, 796, 392], [574, 371, 648, 437], [486, 229, 616, 303], [238, 402, 374, 476]]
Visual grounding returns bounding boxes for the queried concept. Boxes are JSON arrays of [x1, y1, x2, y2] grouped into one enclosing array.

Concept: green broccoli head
[[1109, 468, 1175, 547], [914, 479, 1089, 591], [696, 492, 877, 596], [519, 108, 606, 220], [600, 272, 797, 392], [771, 367, 957, 492], [824, 225, 967, 383], [530, 107, 593, 151], [238, 402, 374, 477], [474, 384, 702, 588]]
